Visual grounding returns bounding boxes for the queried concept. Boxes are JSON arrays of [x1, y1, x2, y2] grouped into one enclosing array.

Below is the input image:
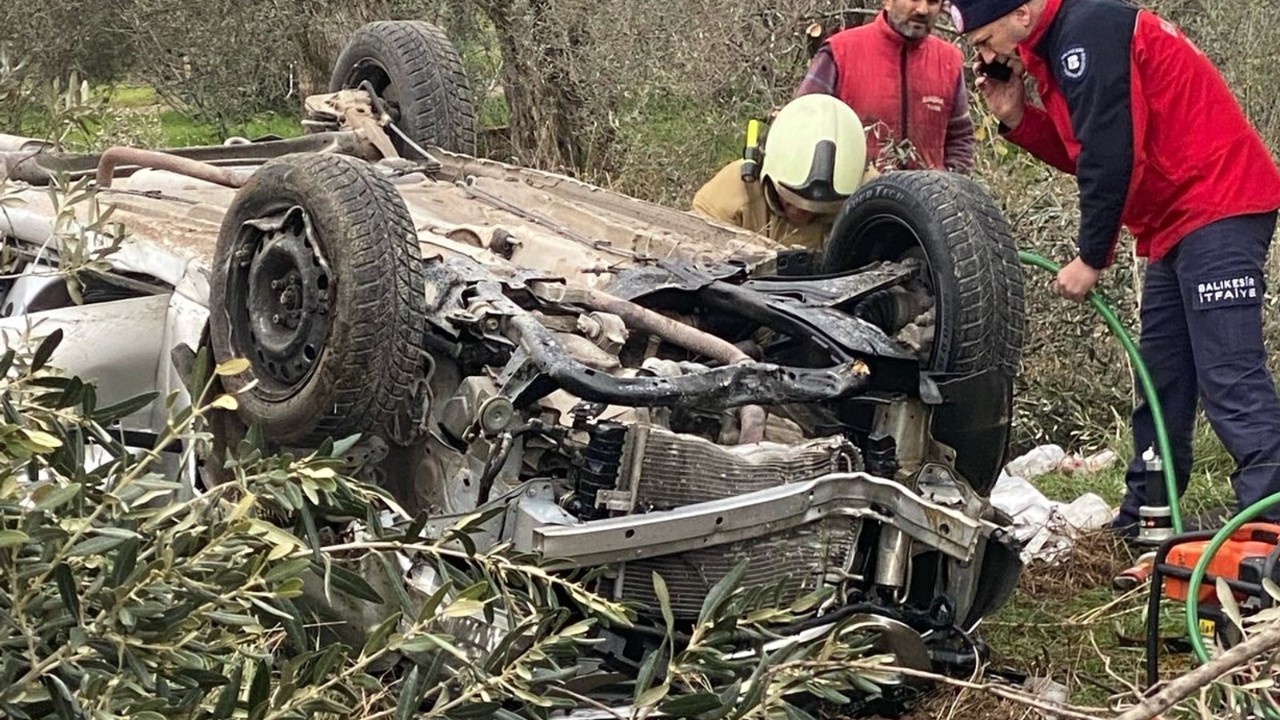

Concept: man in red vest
[[953, 0, 1280, 530], [797, 0, 975, 173]]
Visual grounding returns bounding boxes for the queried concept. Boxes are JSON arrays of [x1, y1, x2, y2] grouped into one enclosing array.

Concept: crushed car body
[[0, 19, 1027, 711]]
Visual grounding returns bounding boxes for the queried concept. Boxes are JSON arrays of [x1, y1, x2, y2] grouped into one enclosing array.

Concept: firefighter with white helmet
[[692, 94, 872, 250]]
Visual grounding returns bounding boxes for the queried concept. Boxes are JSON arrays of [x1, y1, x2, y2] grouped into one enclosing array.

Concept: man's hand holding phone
[[972, 57, 1026, 130], [977, 59, 1014, 82]]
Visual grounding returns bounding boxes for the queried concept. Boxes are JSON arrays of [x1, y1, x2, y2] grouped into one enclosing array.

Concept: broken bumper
[[528, 471, 999, 566]]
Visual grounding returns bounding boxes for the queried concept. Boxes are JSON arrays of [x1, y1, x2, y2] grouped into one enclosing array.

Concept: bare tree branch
[[1114, 620, 1280, 720], [838, 661, 1109, 720]]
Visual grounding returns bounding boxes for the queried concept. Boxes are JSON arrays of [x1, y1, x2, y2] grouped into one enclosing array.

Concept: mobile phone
[[977, 59, 1014, 82]]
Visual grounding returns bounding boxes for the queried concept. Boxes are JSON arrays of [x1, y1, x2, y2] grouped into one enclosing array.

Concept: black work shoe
[[1107, 515, 1139, 540]]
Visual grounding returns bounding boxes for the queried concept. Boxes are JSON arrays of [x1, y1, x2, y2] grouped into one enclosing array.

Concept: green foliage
[[106, 86, 160, 110], [0, 334, 623, 718], [0, 341, 888, 717], [980, 427, 1258, 712], [0, 57, 102, 151], [0, 177, 128, 314], [9, 2, 1280, 715], [0, 52, 293, 151], [609, 92, 746, 207], [0, 1, 132, 86], [154, 110, 302, 148], [0, 54, 166, 152], [42, 176, 128, 304], [112, 2, 299, 131], [636, 565, 902, 719], [966, 105, 1143, 452], [0, 339, 280, 718]]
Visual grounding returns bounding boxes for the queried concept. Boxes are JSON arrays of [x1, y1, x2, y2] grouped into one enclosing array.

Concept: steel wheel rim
[[227, 211, 333, 398]]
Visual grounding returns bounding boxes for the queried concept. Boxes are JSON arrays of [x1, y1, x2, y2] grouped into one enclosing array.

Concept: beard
[[889, 14, 933, 39]]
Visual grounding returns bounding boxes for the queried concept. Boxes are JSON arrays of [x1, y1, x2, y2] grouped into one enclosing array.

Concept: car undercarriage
[[0, 19, 1027, 714]]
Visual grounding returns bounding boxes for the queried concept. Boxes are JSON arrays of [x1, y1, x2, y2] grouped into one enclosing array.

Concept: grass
[[607, 90, 746, 204], [10, 74, 1260, 719], [1032, 420, 1239, 523], [154, 109, 301, 147], [477, 91, 509, 130], [106, 84, 159, 109], [950, 536, 1215, 714], [102, 83, 302, 147], [6, 83, 302, 151], [907, 421, 1242, 717]]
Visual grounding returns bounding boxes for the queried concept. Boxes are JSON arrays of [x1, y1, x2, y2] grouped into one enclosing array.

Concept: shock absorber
[[571, 421, 627, 519]]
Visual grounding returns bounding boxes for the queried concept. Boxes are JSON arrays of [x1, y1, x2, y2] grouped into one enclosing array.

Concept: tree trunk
[[470, 0, 612, 175]]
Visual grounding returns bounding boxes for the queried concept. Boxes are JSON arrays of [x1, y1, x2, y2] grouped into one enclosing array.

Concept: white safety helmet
[[760, 95, 867, 216]]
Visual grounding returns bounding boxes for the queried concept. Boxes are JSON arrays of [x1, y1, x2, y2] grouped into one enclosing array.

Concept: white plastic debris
[[1003, 444, 1066, 480], [1002, 444, 1122, 481], [992, 444, 1116, 564], [1023, 676, 1071, 719], [1082, 449, 1121, 473]]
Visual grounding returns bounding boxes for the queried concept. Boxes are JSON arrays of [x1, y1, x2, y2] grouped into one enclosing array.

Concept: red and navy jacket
[[1004, 0, 1280, 268]]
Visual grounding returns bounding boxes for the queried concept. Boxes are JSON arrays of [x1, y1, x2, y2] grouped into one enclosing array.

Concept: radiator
[[618, 427, 862, 618]]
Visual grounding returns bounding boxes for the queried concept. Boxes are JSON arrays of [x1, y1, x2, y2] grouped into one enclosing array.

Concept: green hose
[[1021, 251, 1277, 710], [1184, 494, 1280, 662], [1018, 251, 1184, 534], [1183, 496, 1280, 720]]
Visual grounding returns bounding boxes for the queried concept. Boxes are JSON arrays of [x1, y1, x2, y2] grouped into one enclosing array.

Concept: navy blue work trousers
[[1115, 211, 1280, 527]]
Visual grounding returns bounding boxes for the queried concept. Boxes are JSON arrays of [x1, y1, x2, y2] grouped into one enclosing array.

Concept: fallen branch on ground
[[1114, 619, 1280, 720], [840, 661, 1108, 720]]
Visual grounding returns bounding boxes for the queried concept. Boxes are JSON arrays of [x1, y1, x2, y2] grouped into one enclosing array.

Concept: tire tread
[[329, 20, 477, 155], [821, 170, 1023, 377], [210, 153, 426, 446]]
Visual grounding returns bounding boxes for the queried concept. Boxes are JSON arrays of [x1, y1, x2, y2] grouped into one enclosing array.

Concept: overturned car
[[0, 20, 1026, 705]]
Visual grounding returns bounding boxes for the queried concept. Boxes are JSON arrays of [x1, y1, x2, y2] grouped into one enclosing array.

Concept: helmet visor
[[774, 181, 846, 216]]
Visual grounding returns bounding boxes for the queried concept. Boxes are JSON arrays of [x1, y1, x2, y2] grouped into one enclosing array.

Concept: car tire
[[209, 153, 426, 447], [329, 20, 477, 156], [821, 170, 1023, 378], [822, 171, 1024, 495], [935, 174, 1025, 495], [945, 174, 1025, 379]]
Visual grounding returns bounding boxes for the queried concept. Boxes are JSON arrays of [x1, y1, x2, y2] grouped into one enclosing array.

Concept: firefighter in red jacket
[[952, 0, 1280, 529], [797, 0, 976, 172]]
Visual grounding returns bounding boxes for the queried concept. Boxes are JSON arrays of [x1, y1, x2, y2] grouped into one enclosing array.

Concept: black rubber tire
[[945, 174, 1025, 379], [209, 153, 426, 446], [329, 20, 477, 156], [821, 170, 1021, 377], [943, 176, 1025, 494]]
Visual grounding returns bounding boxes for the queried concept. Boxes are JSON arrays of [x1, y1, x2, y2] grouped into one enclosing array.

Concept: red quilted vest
[[827, 13, 963, 170]]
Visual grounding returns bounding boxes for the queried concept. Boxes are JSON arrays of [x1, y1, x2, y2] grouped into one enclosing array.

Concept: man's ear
[[1011, 4, 1030, 29]]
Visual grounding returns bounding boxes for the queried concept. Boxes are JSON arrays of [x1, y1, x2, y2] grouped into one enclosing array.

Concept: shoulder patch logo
[[1060, 47, 1088, 80]]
